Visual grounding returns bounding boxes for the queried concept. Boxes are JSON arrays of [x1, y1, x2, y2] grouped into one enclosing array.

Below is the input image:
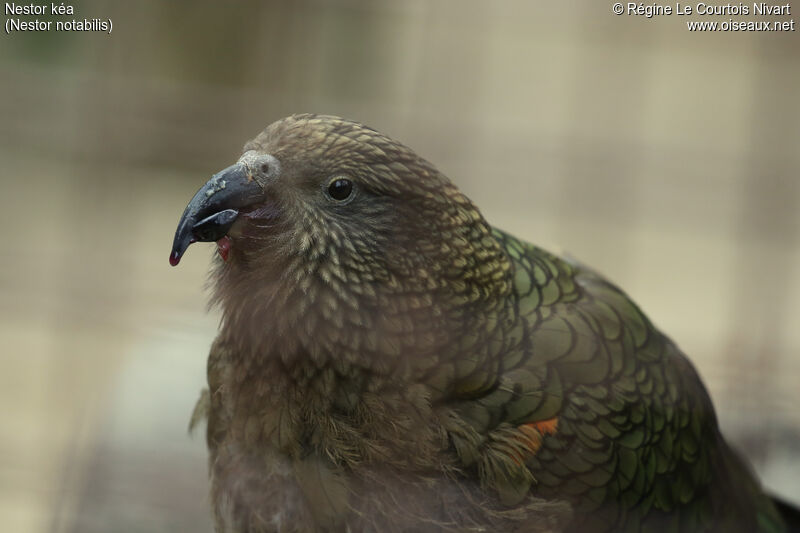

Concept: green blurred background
[[1, 1, 798, 531]]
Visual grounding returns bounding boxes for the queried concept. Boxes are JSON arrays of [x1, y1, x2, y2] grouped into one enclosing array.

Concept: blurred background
[[1, 1, 798, 531]]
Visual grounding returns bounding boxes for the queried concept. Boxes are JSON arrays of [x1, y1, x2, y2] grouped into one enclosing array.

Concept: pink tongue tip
[[169, 251, 181, 266], [217, 236, 232, 262]]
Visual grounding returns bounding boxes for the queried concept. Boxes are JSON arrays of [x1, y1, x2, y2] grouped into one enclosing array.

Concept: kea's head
[[170, 115, 510, 360]]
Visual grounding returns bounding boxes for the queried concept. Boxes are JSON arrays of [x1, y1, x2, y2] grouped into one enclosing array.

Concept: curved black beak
[[169, 163, 265, 266]]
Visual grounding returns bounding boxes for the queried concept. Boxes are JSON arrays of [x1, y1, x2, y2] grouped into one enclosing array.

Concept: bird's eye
[[327, 178, 354, 202]]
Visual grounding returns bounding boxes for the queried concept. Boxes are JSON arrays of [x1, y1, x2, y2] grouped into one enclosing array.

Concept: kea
[[170, 114, 793, 533]]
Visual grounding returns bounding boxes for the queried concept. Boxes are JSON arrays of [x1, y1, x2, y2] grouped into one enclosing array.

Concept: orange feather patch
[[524, 417, 558, 437], [509, 417, 559, 466]]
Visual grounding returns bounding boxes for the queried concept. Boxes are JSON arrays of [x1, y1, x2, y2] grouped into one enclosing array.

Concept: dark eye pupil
[[328, 179, 353, 201]]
